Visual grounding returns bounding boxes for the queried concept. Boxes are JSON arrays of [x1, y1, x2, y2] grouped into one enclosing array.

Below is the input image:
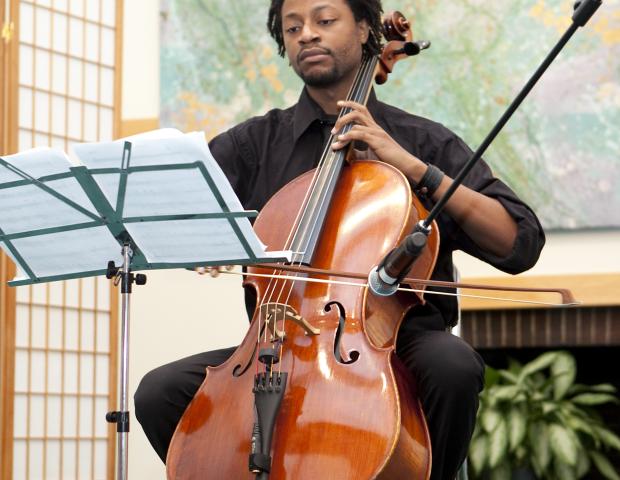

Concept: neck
[[304, 69, 359, 115], [305, 85, 347, 115]]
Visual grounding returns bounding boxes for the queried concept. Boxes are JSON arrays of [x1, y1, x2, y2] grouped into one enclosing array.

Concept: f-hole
[[325, 301, 359, 364], [232, 322, 268, 377]]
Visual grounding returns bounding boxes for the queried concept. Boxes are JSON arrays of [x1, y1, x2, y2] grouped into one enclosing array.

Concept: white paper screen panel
[[13, 278, 114, 480], [17, 0, 116, 152], [11, 1, 121, 479]]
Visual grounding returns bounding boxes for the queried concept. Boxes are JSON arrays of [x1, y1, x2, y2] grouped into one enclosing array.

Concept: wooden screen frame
[[1, 0, 19, 476], [1, 257, 17, 480], [0, 1, 123, 478]]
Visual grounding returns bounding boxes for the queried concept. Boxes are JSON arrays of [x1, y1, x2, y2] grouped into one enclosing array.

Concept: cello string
[[258, 53, 378, 375], [280, 56, 376, 273], [258, 56, 375, 374], [275, 56, 373, 263], [260, 55, 368, 286], [279, 55, 376, 267], [271, 57, 379, 374], [251, 61, 366, 350]]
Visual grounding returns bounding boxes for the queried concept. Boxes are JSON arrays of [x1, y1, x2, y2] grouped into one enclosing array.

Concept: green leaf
[[481, 408, 501, 433], [549, 423, 578, 467], [485, 366, 501, 387], [488, 417, 509, 468], [590, 450, 620, 480], [576, 448, 590, 478], [489, 462, 511, 480], [593, 426, 620, 451], [553, 456, 578, 480], [498, 370, 519, 384], [469, 434, 488, 475], [529, 422, 551, 473], [565, 415, 596, 440], [542, 401, 560, 415], [519, 352, 557, 381], [507, 357, 523, 374], [508, 407, 527, 451], [515, 445, 527, 462], [568, 383, 617, 395], [492, 385, 522, 401], [571, 393, 619, 406], [551, 351, 576, 400], [589, 383, 617, 393]]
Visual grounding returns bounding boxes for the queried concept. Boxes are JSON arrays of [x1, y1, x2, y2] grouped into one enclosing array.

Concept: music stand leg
[[106, 244, 147, 480]]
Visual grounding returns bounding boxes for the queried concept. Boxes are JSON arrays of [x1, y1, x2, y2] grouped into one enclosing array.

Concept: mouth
[[298, 48, 330, 63]]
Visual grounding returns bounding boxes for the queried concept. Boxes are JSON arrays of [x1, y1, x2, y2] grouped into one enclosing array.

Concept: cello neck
[[287, 55, 379, 265]]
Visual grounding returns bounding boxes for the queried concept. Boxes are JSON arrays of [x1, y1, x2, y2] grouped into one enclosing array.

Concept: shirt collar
[[292, 87, 381, 143]]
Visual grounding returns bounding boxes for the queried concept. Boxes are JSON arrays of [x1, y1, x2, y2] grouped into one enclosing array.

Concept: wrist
[[404, 155, 427, 183], [411, 163, 445, 199]]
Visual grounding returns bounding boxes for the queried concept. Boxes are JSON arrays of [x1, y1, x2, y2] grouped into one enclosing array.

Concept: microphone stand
[[369, 0, 602, 296]]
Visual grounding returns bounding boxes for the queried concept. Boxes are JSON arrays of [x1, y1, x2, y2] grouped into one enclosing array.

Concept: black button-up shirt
[[209, 88, 545, 327]]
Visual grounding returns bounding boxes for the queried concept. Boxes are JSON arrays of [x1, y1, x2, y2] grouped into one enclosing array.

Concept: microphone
[[368, 221, 431, 296]]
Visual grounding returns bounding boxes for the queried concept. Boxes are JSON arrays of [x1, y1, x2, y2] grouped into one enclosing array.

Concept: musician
[[135, 0, 545, 478]]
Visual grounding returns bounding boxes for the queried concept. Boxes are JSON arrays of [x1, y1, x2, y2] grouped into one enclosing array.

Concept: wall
[[455, 229, 620, 277], [121, 2, 620, 478]]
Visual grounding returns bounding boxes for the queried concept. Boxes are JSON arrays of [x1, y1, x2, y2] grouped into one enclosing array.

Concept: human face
[[281, 0, 369, 88]]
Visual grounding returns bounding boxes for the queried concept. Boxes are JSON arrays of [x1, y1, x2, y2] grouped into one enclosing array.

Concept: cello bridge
[[260, 303, 320, 339]]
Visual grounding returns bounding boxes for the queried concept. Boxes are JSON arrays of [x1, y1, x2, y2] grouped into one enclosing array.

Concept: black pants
[[135, 313, 484, 480]]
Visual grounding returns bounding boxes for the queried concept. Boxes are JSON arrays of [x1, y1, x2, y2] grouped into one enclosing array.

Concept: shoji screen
[[13, 280, 118, 479], [1, 0, 122, 479]]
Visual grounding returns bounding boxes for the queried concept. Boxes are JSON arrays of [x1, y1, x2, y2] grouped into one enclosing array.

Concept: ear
[[357, 19, 370, 45]]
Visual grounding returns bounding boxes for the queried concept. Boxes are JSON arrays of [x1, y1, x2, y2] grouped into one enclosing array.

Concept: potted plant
[[468, 350, 620, 480]]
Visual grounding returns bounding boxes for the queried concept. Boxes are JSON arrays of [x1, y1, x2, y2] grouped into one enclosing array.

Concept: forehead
[[281, 0, 353, 19]]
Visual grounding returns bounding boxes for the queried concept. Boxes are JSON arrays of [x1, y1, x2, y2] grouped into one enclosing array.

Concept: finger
[[337, 100, 368, 114], [225, 265, 235, 271], [209, 268, 221, 278], [196, 266, 207, 275], [331, 125, 373, 150], [331, 131, 355, 150], [332, 110, 375, 134]]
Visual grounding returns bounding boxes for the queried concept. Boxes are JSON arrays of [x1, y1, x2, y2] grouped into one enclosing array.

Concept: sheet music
[[0, 148, 122, 280], [0, 129, 289, 284], [0, 148, 98, 234], [71, 129, 288, 264]]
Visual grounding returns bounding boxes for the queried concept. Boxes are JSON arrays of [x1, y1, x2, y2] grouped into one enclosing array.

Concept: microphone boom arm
[[368, 0, 602, 296]]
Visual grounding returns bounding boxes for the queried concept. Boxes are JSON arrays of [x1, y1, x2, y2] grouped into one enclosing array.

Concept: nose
[[299, 22, 319, 44]]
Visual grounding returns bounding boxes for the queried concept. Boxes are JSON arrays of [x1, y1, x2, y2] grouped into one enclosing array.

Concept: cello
[[167, 11, 439, 479]]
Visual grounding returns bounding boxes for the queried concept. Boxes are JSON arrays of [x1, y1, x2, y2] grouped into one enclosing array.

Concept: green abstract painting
[[160, 0, 620, 230]]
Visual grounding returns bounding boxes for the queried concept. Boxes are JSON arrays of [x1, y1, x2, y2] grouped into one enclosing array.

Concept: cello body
[[166, 160, 439, 479]]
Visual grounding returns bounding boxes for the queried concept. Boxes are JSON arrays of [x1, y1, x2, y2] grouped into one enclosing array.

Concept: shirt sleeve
[[432, 132, 546, 274], [208, 128, 255, 208]]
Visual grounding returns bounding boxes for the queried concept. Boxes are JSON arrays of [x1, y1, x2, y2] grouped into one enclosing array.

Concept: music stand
[[0, 131, 289, 480]]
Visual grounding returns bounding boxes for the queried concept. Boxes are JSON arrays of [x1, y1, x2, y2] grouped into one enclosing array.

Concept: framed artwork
[[160, 0, 620, 230]]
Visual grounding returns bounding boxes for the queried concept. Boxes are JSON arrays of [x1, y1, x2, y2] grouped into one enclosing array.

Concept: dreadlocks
[[267, 0, 384, 57]]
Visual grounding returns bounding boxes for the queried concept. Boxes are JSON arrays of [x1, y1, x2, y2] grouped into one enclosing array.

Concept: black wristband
[[414, 164, 444, 198]]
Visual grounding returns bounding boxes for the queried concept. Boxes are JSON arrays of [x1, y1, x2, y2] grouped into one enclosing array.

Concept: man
[[135, 1, 545, 478]]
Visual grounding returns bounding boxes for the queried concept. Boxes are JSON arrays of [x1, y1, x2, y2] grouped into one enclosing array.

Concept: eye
[[285, 25, 301, 34], [318, 18, 335, 26]]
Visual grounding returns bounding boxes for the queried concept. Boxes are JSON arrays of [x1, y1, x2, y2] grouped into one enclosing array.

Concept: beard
[[292, 48, 345, 88], [297, 64, 342, 87], [290, 46, 361, 88]]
